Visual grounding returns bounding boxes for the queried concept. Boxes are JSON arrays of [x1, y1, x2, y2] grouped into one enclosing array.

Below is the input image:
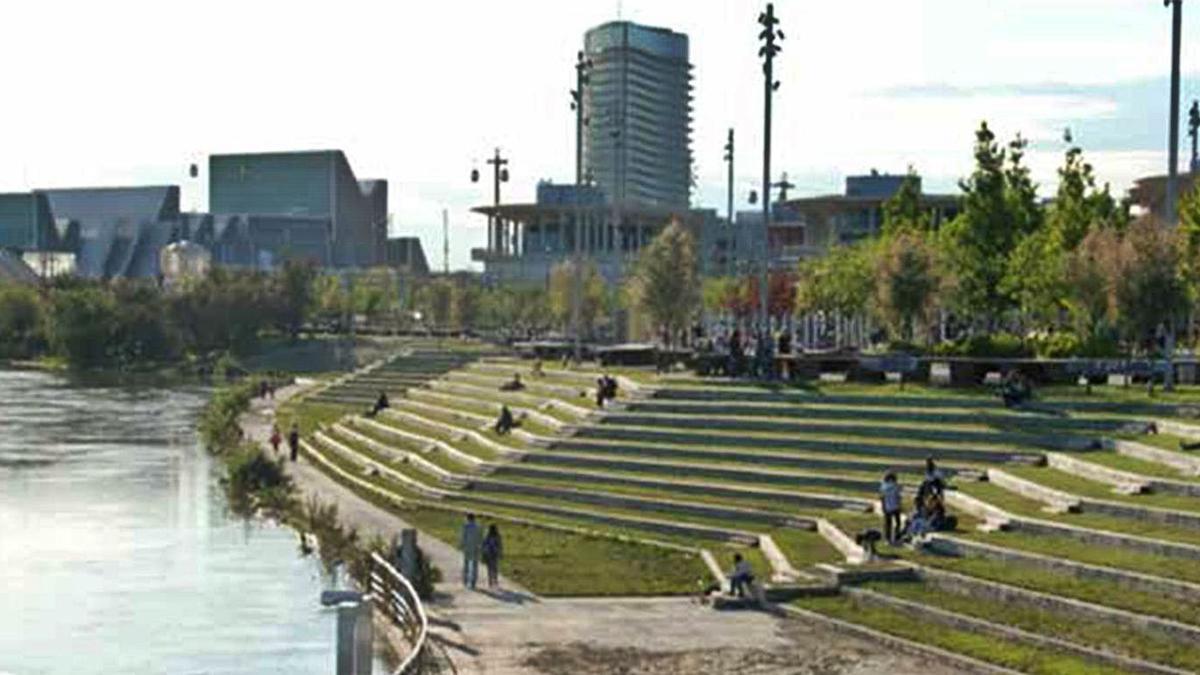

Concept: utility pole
[[724, 128, 735, 277], [571, 50, 593, 363], [757, 3, 783, 337], [1165, 0, 1185, 392], [1189, 100, 1199, 174], [470, 149, 509, 256], [1166, 0, 1184, 226], [442, 209, 449, 274], [771, 172, 795, 203]]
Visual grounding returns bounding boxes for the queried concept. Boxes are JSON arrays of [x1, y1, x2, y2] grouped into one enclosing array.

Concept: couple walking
[[459, 513, 503, 590]]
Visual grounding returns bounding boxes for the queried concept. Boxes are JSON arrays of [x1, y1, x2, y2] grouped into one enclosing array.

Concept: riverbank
[[240, 379, 952, 674]]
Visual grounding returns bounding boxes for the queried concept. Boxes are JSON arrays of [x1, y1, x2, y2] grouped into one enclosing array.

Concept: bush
[[222, 443, 296, 519], [934, 333, 1031, 358], [0, 284, 44, 358], [198, 382, 256, 453], [1029, 331, 1121, 359]]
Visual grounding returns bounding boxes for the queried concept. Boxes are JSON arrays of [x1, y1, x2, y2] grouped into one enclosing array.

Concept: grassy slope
[[792, 593, 1127, 675], [864, 579, 1198, 671]]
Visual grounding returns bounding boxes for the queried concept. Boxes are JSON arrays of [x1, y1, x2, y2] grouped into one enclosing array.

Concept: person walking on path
[[460, 513, 483, 590], [880, 472, 903, 545], [482, 524, 503, 589], [287, 422, 300, 462], [269, 424, 282, 455]]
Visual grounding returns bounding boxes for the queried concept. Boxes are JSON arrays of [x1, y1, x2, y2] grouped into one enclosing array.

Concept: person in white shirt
[[728, 553, 754, 598], [459, 513, 482, 590], [880, 472, 903, 545]]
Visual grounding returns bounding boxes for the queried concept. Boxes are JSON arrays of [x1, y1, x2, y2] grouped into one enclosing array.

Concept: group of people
[[876, 458, 954, 550], [594, 374, 619, 408], [269, 422, 301, 462], [459, 513, 504, 590]]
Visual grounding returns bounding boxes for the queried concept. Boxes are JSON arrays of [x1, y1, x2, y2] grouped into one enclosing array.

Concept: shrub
[[934, 333, 1030, 358], [222, 443, 296, 520]]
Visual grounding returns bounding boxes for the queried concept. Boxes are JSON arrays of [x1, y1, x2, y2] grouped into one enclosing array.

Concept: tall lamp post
[[1189, 100, 1199, 174], [723, 129, 735, 277], [570, 50, 593, 362], [1166, 0, 1184, 226], [757, 3, 783, 338]]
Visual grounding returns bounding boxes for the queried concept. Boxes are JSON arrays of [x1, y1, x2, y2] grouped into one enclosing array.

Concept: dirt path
[[239, 383, 954, 675]]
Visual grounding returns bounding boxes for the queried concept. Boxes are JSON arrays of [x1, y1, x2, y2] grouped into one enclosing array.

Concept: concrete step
[[487, 463, 874, 512], [571, 425, 1044, 465]]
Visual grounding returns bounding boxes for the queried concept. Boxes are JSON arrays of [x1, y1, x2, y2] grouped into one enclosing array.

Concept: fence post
[[400, 528, 418, 581]]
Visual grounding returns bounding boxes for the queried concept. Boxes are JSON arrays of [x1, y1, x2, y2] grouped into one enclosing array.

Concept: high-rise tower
[[583, 21, 693, 210]]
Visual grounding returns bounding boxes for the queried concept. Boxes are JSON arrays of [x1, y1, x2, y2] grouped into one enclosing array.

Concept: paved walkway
[[240, 382, 952, 675]]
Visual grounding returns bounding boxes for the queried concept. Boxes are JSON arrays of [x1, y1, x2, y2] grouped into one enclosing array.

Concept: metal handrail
[[368, 552, 430, 675]]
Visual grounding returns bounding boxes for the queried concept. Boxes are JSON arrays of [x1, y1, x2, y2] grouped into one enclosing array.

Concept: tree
[[702, 276, 741, 316], [44, 285, 117, 368], [795, 243, 875, 318], [275, 259, 316, 339], [1063, 227, 1120, 339], [1113, 217, 1189, 356], [412, 278, 453, 329], [881, 167, 929, 236], [625, 219, 701, 346], [449, 278, 479, 331], [874, 232, 943, 343], [0, 283, 44, 358], [548, 260, 609, 339], [941, 122, 1040, 326]]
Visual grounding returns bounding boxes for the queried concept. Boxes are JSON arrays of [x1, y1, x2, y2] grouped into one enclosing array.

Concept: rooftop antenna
[[442, 208, 449, 274]]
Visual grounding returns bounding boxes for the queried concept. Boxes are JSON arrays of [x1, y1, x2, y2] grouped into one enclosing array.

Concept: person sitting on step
[[499, 373, 525, 392], [367, 390, 390, 418], [727, 553, 755, 599], [855, 528, 883, 559]]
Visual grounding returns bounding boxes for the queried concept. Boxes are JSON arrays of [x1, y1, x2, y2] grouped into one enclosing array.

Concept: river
[[0, 368, 363, 674]]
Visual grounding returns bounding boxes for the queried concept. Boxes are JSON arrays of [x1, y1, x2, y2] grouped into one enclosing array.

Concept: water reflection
[[0, 368, 351, 675]]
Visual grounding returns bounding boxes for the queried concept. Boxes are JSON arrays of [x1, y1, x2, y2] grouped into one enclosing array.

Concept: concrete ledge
[[490, 463, 872, 512], [944, 490, 1013, 528], [815, 518, 866, 564], [379, 409, 524, 460], [1046, 452, 1150, 494], [1077, 496, 1200, 530], [926, 534, 1200, 604], [846, 586, 1189, 675], [427, 379, 593, 420], [331, 422, 463, 482], [759, 534, 804, 582], [465, 478, 818, 529], [986, 469, 1080, 512], [408, 387, 568, 431], [346, 416, 491, 471], [309, 432, 446, 499], [778, 603, 1022, 675], [445, 371, 586, 400], [916, 565, 1200, 647], [1155, 419, 1200, 441], [576, 425, 1039, 464], [1106, 438, 1200, 477], [1007, 515, 1200, 561], [472, 359, 654, 396]]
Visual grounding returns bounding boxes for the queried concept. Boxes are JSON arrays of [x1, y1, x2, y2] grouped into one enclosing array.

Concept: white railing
[[367, 553, 434, 674]]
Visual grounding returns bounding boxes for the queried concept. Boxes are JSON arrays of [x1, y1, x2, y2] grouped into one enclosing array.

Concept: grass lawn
[[769, 528, 844, 568], [957, 528, 1200, 586], [1005, 465, 1200, 513], [347, 422, 473, 474], [277, 400, 351, 437], [1080, 451, 1197, 480], [1116, 432, 1195, 453], [792, 593, 1126, 675], [959, 481, 1200, 547], [390, 506, 713, 596], [895, 546, 1200, 626], [374, 415, 504, 461], [863, 579, 1198, 671]]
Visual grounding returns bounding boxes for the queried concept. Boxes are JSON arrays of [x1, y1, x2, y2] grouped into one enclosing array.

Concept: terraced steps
[[570, 425, 1045, 464]]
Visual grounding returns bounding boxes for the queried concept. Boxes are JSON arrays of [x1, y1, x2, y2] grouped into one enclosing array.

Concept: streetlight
[[757, 2, 784, 338], [470, 148, 509, 255], [570, 50, 593, 363], [1165, 0, 1184, 225], [723, 129, 735, 277]]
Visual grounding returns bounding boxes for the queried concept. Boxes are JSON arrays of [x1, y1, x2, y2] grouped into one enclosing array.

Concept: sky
[[0, 0, 1197, 270]]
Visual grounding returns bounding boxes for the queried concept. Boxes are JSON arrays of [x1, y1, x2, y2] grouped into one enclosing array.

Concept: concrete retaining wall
[[986, 469, 1080, 512], [310, 431, 446, 499], [1046, 452, 1149, 493], [1007, 515, 1200, 560], [347, 416, 490, 470], [332, 422, 461, 482], [378, 409, 525, 460], [926, 534, 1200, 604], [408, 388, 568, 432], [1106, 438, 1200, 477]]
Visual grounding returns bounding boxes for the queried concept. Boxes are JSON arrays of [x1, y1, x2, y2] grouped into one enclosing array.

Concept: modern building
[[1129, 171, 1198, 223], [583, 21, 692, 210], [381, 237, 430, 276], [0, 186, 180, 278], [471, 181, 715, 284], [208, 150, 388, 268], [774, 171, 959, 263]]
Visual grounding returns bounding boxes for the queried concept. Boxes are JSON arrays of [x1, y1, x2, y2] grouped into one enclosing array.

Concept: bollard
[[336, 603, 358, 675], [400, 528, 418, 582]]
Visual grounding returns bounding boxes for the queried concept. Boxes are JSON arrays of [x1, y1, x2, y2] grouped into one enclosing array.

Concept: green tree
[[276, 259, 316, 339], [0, 283, 44, 358], [941, 122, 1039, 326], [881, 167, 929, 236], [45, 285, 118, 368], [874, 232, 943, 343], [548, 260, 609, 338], [1113, 217, 1188, 362], [449, 278, 479, 331], [795, 243, 875, 318], [413, 278, 453, 329], [625, 220, 701, 346]]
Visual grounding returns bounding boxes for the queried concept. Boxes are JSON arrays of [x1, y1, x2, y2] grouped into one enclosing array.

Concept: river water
[[0, 368, 357, 674]]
